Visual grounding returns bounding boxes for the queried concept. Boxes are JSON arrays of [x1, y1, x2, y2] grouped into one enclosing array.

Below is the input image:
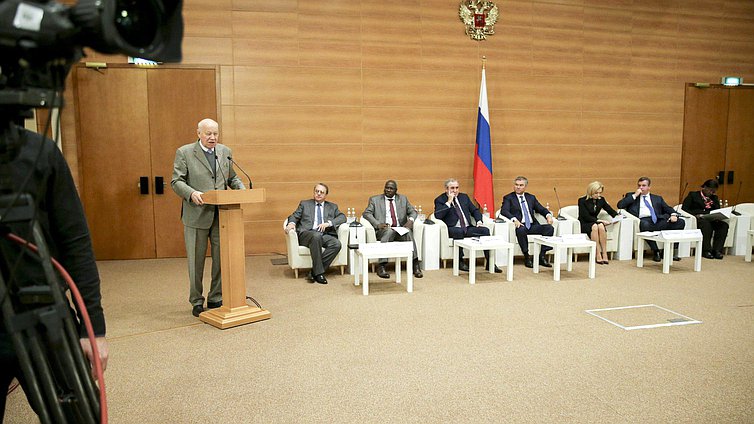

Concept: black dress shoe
[[703, 251, 715, 259], [493, 266, 503, 273], [459, 262, 469, 272], [673, 256, 681, 262], [313, 274, 328, 284], [192, 304, 204, 317], [539, 256, 552, 268], [376, 265, 390, 279], [713, 251, 724, 259], [413, 263, 423, 278], [524, 258, 533, 268], [207, 300, 222, 309], [652, 251, 662, 262]]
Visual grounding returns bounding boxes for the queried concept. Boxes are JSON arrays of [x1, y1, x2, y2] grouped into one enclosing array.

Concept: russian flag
[[473, 67, 494, 212]]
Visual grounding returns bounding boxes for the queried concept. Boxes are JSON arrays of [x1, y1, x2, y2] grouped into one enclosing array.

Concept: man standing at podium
[[172, 118, 245, 317], [285, 183, 346, 284]]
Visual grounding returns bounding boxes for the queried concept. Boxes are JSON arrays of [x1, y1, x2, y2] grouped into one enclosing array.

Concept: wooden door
[[74, 65, 218, 259], [680, 85, 729, 200], [75, 67, 156, 259], [147, 68, 217, 257], [725, 88, 754, 203]]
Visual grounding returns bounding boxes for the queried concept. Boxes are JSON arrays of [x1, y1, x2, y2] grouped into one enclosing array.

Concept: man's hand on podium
[[191, 191, 204, 205]]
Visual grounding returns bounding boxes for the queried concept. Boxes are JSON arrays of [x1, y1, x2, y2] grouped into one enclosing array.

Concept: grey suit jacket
[[362, 194, 417, 228], [171, 140, 245, 229], [288, 199, 346, 235]]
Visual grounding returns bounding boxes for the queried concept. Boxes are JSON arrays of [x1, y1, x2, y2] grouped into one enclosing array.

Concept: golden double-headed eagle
[[459, 1, 499, 41]]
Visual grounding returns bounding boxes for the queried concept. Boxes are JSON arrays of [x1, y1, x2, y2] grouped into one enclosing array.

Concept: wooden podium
[[198, 189, 271, 329]]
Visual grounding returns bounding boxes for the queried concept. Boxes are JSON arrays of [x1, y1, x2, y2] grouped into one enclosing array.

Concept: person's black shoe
[[313, 274, 328, 284], [524, 258, 533, 268], [376, 264, 390, 279], [306, 271, 316, 283], [713, 251, 724, 259], [539, 256, 552, 268], [493, 266, 503, 273], [459, 261, 470, 272], [413, 262, 423, 278], [652, 251, 662, 262], [673, 255, 681, 262], [207, 301, 222, 309], [703, 251, 715, 259], [192, 304, 204, 317]]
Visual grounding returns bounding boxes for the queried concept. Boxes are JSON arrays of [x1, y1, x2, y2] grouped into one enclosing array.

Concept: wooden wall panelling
[[182, 37, 234, 65], [234, 67, 362, 106]]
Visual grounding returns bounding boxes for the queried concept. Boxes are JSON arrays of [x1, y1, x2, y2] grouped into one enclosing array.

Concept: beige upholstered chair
[[283, 220, 349, 278], [493, 209, 560, 257], [734, 203, 754, 230], [430, 213, 494, 268], [558, 205, 621, 259]]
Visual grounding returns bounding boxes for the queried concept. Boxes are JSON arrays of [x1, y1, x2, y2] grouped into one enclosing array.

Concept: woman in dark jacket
[[578, 181, 618, 264]]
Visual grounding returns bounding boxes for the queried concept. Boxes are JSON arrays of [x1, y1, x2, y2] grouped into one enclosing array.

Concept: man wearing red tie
[[362, 180, 423, 279], [434, 178, 502, 273]]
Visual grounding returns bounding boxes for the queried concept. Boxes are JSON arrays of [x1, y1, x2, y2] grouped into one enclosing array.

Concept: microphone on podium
[[227, 156, 253, 189], [553, 187, 567, 220], [215, 155, 228, 189]]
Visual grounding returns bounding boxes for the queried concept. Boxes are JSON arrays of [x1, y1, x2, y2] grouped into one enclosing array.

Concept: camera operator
[[0, 121, 109, 420]]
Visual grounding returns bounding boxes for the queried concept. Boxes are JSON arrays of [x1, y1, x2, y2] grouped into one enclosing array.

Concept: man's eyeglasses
[[314, 190, 327, 195]]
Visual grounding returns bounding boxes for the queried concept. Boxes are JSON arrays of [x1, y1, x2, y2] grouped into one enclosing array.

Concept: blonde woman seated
[[578, 181, 618, 265]]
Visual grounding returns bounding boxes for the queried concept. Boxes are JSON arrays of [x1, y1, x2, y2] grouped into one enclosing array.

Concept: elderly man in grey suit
[[362, 180, 423, 279], [172, 118, 245, 317], [285, 183, 346, 285]]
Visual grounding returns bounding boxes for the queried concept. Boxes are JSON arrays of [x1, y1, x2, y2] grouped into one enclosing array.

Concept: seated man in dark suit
[[500, 176, 554, 268], [285, 183, 346, 284], [682, 179, 728, 260], [434, 178, 501, 273], [362, 179, 423, 279], [617, 176, 685, 262]]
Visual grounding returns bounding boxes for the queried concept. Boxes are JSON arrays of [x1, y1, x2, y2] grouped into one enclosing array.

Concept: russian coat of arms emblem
[[459, 1, 499, 41]]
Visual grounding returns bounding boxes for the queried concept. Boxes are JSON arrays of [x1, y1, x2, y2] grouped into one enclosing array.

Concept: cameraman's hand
[[80, 336, 109, 375]]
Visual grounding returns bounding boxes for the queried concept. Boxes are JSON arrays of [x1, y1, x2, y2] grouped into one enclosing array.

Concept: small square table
[[453, 237, 515, 284], [530, 235, 596, 282], [635, 230, 703, 273], [354, 241, 413, 296]]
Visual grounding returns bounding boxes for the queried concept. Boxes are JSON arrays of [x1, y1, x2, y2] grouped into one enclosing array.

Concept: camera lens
[[114, 0, 160, 49]]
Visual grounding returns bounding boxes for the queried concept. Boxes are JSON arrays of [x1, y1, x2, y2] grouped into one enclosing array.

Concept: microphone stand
[[553, 187, 567, 220], [227, 156, 252, 189], [215, 155, 227, 190], [731, 181, 743, 215], [675, 182, 691, 218]]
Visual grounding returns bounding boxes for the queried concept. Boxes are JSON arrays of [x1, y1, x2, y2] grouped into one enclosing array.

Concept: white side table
[[453, 237, 514, 284], [732, 214, 752, 256], [530, 235, 596, 282], [420, 223, 440, 270], [347, 225, 366, 275], [636, 230, 702, 274], [492, 220, 511, 266], [746, 230, 753, 262], [354, 242, 413, 296]]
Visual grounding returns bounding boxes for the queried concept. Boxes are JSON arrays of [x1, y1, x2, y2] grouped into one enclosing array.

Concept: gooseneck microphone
[[732, 180, 743, 215], [675, 182, 690, 218], [215, 155, 228, 189], [227, 156, 253, 189], [553, 187, 566, 220]]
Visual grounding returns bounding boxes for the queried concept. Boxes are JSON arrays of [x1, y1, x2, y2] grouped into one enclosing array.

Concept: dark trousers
[[697, 218, 729, 253], [447, 225, 491, 261], [515, 222, 554, 257], [298, 230, 342, 276], [639, 217, 685, 252]]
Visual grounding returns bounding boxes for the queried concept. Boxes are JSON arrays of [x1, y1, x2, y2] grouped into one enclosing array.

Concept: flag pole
[[482, 55, 486, 70]]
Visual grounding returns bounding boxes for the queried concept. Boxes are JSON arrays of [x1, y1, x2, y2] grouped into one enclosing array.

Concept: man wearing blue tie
[[617, 176, 685, 262], [501, 176, 555, 268]]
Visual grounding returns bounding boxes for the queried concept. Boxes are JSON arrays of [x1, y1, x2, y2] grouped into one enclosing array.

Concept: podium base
[[199, 305, 271, 329]]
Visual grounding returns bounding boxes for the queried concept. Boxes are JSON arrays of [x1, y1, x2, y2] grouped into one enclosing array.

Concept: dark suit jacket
[[362, 193, 417, 228], [682, 191, 720, 216], [287, 199, 346, 236], [578, 197, 617, 225], [434, 192, 481, 227], [617, 192, 676, 220], [501, 192, 550, 223]]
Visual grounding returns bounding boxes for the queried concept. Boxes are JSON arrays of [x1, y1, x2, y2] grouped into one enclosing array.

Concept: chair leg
[[340, 265, 345, 275], [294, 269, 299, 279], [442, 259, 446, 268]]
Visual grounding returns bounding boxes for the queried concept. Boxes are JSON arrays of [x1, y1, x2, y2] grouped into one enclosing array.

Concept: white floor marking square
[[585, 304, 703, 330]]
